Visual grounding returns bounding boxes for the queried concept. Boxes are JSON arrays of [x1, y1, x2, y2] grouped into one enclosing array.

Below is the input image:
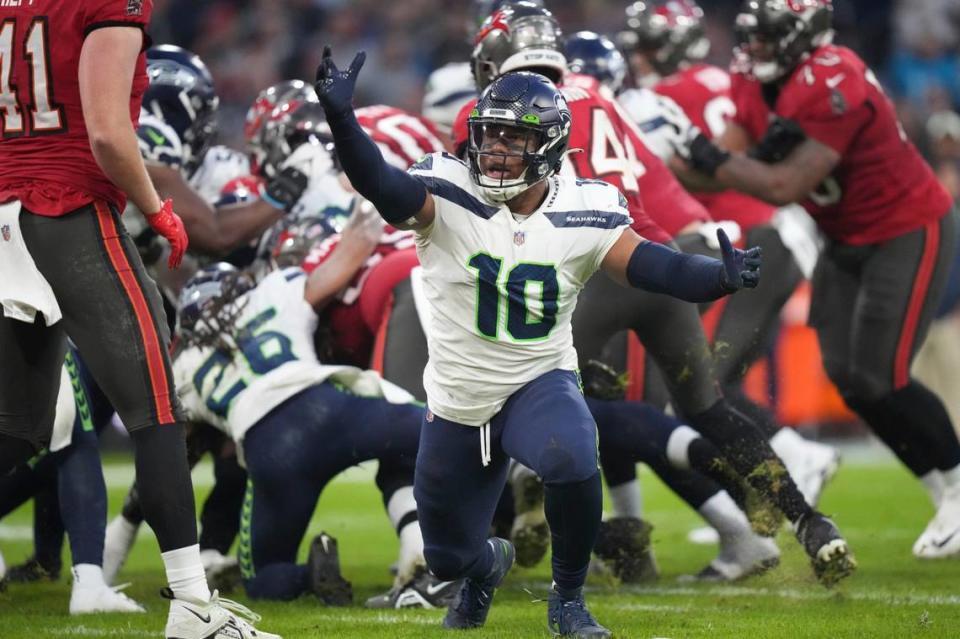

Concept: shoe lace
[[453, 580, 491, 619], [556, 594, 599, 629], [214, 591, 263, 625]]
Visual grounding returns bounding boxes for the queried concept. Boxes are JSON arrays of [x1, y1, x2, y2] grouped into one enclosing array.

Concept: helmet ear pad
[[466, 71, 571, 203]]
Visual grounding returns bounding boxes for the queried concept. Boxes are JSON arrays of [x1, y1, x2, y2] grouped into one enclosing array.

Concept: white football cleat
[[913, 484, 960, 559], [103, 515, 139, 585], [691, 531, 780, 582], [164, 588, 281, 639], [770, 429, 840, 507], [70, 582, 146, 614]]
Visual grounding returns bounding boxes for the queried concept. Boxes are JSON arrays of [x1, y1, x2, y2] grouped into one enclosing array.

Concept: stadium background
[[141, 0, 960, 436]]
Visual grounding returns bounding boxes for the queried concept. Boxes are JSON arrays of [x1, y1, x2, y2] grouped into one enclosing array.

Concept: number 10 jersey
[[409, 152, 631, 426]]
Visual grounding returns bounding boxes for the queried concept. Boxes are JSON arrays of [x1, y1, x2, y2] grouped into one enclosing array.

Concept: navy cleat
[[442, 537, 515, 629], [547, 588, 611, 638]]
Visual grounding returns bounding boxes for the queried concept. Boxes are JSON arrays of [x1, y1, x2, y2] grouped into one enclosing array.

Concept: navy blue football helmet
[[144, 45, 219, 175], [564, 31, 628, 94], [467, 71, 571, 203], [177, 263, 253, 346]]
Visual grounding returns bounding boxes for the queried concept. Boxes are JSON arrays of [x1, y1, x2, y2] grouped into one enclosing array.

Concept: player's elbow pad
[[626, 240, 727, 303], [326, 110, 427, 224]]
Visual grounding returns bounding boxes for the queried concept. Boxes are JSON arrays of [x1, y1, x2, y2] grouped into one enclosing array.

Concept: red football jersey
[[0, 0, 153, 215], [302, 228, 418, 367], [452, 74, 707, 243], [731, 45, 951, 245], [655, 64, 776, 231], [356, 105, 449, 170]]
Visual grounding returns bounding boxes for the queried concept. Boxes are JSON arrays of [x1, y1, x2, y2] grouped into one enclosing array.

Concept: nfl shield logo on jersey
[[126, 0, 144, 16], [514, 231, 525, 246], [1, 225, 10, 242]]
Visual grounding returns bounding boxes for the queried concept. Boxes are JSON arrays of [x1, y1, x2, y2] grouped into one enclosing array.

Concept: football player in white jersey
[[172, 205, 449, 606], [133, 46, 317, 261], [316, 48, 761, 636]]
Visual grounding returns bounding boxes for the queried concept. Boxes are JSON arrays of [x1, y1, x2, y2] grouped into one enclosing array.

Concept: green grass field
[[1, 457, 959, 638]]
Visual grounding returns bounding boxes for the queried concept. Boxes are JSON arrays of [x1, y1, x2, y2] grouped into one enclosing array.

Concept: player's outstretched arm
[[678, 122, 839, 206], [79, 27, 187, 268], [303, 199, 382, 311], [146, 163, 282, 256], [601, 227, 761, 302], [313, 46, 435, 230]]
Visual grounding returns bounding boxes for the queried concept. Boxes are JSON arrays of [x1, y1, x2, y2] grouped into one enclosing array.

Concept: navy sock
[[544, 472, 602, 593], [55, 424, 106, 566], [244, 564, 309, 601]]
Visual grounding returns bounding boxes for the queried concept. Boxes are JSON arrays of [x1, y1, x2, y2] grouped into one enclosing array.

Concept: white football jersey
[[409, 153, 631, 426], [617, 88, 684, 162], [189, 145, 251, 205], [422, 62, 477, 135], [174, 268, 413, 462]]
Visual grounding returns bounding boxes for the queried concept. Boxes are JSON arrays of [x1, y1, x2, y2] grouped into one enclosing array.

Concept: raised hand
[[717, 227, 761, 291], [313, 46, 366, 119]]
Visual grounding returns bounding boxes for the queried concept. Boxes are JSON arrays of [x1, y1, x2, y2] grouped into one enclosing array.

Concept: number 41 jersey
[[409, 152, 631, 426], [0, 0, 153, 216]]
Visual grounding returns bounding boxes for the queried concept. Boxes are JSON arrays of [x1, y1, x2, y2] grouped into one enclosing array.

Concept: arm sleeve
[[626, 240, 730, 303], [326, 110, 428, 225]]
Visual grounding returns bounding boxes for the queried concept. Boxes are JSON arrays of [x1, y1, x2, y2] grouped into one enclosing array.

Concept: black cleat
[[795, 512, 856, 587], [365, 566, 462, 609], [443, 538, 514, 629], [547, 588, 611, 638], [308, 532, 353, 606], [6, 556, 60, 583], [593, 517, 658, 583]]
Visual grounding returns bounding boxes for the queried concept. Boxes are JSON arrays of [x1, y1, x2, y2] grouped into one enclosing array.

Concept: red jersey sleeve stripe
[[894, 219, 941, 389], [94, 202, 176, 424]]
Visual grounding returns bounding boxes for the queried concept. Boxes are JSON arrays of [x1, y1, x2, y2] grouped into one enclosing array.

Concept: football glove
[[145, 198, 188, 269], [750, 117, 806, 164], [687, 132, 731, 177], [314, 46, 366, 121], [261, 165, 309, 213], [717, 227, 761, 291]]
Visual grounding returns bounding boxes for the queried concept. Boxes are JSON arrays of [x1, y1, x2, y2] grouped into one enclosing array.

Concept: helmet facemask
[[736, 1, 814, 84]]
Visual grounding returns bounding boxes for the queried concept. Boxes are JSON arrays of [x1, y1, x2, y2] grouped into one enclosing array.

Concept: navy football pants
[[240, 382, 422, 600], [415, 369, 602, 593]]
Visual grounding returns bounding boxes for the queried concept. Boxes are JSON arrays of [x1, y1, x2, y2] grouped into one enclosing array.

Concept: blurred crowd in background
[[147, 0, 960, 195]]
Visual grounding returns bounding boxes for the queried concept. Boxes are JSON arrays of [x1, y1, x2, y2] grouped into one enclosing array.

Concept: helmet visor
[[471, 121, 544, 182]]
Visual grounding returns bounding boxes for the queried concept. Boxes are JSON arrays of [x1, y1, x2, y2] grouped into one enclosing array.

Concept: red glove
[[145, 198, 188, 269]]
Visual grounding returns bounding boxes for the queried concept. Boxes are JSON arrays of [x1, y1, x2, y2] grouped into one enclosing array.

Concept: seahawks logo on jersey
[[137, 113, 185, 170]]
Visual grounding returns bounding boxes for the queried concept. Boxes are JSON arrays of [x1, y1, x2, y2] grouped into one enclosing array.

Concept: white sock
[[665, 425, 700, 470], [609, 481, 643, 519], [698, 491, 751, 539], [769, 427, 805, 459], [940, 464, 960, 489], [72, 564, 107, 591], [921, 470, 946, 508], [162, 544, 211, 602], [396, 522, 426, 585], [0, 549, 6, 581]]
